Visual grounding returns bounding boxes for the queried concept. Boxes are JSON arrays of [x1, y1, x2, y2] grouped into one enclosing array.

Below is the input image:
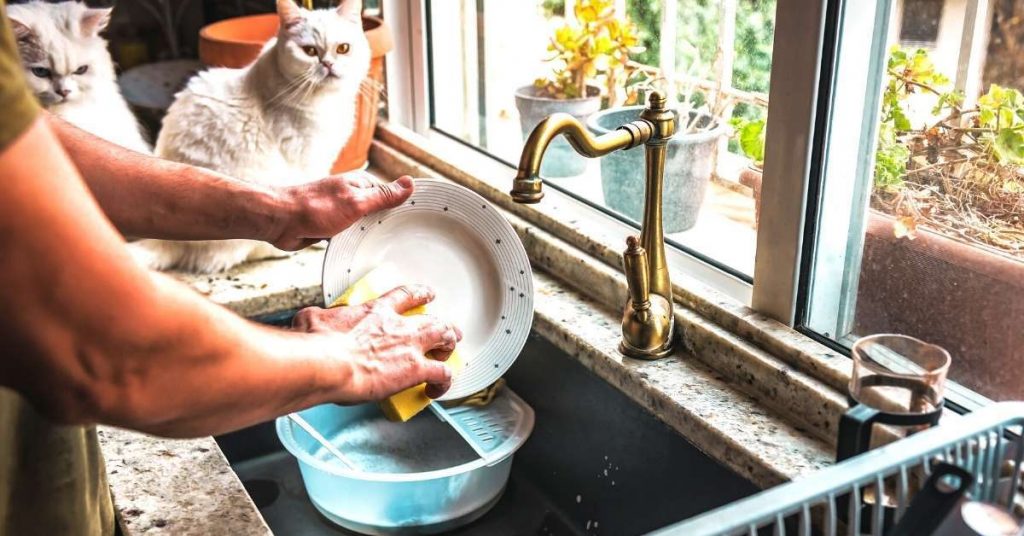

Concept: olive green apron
[[0, 2, 114, 533], [0, 388, 114, 536]]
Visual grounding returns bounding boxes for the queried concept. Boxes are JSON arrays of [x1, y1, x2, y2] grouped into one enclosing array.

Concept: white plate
[[322, 179, 534, 400]]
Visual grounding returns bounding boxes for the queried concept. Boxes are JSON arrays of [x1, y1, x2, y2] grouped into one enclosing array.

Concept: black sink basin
[[217, 316, 758, 535]]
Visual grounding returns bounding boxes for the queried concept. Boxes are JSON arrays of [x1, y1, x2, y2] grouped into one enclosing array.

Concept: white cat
[[7, 1, 150, 153], [131, 0, 369, 273]]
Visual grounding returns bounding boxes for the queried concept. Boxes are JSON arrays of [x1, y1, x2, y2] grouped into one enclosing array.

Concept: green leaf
[[978, 84, 1024, 129], [738, 119, 766, 164], [874, 123, 909, 190], [993, 128, 1024, 165], [931, 91, 964, 116], [891, 106, 912, 131]]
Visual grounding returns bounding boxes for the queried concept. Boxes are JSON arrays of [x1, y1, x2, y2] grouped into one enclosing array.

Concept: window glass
[[805, 0, 1023, 402], [899, 0, 943, 45], [427, 0, 776, 279]]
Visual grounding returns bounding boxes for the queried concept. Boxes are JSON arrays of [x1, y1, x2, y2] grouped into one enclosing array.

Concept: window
[[383, 0, 1015, 409], [802, 0, 1022, 402], [424, 0, 776, 280], [898, 0, 943, 45]]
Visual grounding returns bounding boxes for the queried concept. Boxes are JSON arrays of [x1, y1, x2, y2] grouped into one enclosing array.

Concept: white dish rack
[[651, 402, 1024, 536]]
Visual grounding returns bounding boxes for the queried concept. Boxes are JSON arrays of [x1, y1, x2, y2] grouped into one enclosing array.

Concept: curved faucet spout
[[508, 91, 677, 360], [510, 113, 652, 204]]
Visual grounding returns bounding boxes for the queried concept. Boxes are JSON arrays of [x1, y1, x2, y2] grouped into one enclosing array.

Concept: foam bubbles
[[317, 412, 477, 474]]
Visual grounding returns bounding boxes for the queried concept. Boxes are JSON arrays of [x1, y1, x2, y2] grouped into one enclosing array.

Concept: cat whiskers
[[297, 70, 324, 103], [265, 71, 317, 108], [267, 74, 314, 107]]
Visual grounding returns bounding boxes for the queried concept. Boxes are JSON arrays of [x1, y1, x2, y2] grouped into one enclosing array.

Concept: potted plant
[[587, 65, 730, 233], [733, 117, 765, 228], [855, 47, 1024, 399], [197, 0, 393, 174], [514, 0, 641, 178]]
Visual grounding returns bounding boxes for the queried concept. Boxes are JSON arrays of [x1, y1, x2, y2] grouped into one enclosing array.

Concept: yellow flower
[[541, 0, 639, 100]]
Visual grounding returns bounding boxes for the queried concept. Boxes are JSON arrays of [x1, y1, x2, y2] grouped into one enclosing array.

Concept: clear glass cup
[[838, 334, 954, 527], [849, 334, 951, 416]]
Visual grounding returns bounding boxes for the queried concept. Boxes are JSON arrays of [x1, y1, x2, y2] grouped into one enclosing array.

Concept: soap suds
[[318, 413, 476, 473]]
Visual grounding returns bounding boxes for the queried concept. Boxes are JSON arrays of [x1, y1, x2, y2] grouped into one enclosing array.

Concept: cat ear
[[337, 0, 362, 23], [277, 0, 304, 29], [8, 17, 34, 43], [80, 7, 112, 36]]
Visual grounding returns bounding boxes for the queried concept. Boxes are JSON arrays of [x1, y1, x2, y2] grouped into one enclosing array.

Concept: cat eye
[[336, 43, 350, 54], [301, 46, 318, 57], [74, 65, 89, 75], [30, 67, 51, 78]]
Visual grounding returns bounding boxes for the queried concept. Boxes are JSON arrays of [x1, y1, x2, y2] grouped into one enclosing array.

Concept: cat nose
[[55, 88, 70, 98], [320, 60, 333, 70]]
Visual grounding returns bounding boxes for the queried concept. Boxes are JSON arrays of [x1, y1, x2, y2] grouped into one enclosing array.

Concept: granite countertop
[[98, 216, 834, 535], [98, 248, 325, 536]]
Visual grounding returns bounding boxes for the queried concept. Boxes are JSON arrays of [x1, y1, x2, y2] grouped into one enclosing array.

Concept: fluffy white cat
[[7, 1, 150, 153], [131, 0, 370, 273]]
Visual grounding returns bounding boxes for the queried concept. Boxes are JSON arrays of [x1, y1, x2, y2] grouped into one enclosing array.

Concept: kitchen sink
[[217, 312, 758, 535]]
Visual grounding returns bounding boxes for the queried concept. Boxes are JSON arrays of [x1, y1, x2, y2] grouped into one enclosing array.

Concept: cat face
[[8, 1, 115, 108], [273, 0, 370, 95]]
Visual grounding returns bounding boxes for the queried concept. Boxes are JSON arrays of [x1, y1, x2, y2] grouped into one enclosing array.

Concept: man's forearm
[[84, 271, 347, 437], [47, 114, 292, 242], [1, 119, 344, 437]]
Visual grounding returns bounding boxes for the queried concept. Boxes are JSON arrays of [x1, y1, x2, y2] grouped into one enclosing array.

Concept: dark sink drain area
[[217, 315, 759, 535]]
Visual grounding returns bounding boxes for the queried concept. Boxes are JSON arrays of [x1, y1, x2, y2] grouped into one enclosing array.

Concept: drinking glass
[[837, 334, 952, 529], [849, 333, 951, 418]]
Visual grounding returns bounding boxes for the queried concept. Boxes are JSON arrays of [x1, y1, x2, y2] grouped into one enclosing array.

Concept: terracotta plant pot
[[738, 165, 762, 229], [856, 211, 1024, 400], [198, 13, 393, 174]]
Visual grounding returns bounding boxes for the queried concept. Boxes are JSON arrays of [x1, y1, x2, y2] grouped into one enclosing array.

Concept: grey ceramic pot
[[514, 84, 601, 178], [587, 106, 727, 233]]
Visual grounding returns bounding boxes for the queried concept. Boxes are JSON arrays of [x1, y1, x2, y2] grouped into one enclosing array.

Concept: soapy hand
[[292, 285, 463, 402], [271, 174, 414, 251]]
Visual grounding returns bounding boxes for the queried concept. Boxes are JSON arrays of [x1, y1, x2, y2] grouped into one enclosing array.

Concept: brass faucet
[[511, 91, 675, 359]]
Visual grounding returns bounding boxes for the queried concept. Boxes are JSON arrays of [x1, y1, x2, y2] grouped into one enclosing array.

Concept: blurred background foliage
[[542, 0, 775, 123]]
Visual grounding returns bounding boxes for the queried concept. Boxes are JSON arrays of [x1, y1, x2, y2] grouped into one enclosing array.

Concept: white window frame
[[802, 0, 894, 341]]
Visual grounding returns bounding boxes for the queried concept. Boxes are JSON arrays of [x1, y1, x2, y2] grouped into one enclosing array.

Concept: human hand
[[271, 174, 414, 251], [292, 285, 463, 402]]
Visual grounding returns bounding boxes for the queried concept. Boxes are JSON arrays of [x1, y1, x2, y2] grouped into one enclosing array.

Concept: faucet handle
[[623, 235, 650, 310], [620, 235, 674, 359]]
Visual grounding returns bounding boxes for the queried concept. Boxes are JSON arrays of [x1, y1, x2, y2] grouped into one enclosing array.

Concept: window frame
[[381, 0, 995, 412]]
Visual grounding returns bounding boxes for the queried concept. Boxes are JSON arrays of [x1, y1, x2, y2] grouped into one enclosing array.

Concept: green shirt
[[0, 2, 115, 535], [0, 0, 37, 147]]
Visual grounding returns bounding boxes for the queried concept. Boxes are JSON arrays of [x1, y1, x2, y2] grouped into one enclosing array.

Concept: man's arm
[[1, 118, 457, 438], [48, 115, 411, 250]]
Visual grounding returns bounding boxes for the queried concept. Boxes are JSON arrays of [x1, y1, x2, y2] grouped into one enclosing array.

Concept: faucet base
[[619, 340, 674, 360]]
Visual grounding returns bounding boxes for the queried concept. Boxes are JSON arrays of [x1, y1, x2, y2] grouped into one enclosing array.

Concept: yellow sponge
[[330, 264, 464, 422]]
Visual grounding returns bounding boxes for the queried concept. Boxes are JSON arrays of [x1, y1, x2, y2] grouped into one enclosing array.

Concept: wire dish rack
[[651, 402, 1024, 536]]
